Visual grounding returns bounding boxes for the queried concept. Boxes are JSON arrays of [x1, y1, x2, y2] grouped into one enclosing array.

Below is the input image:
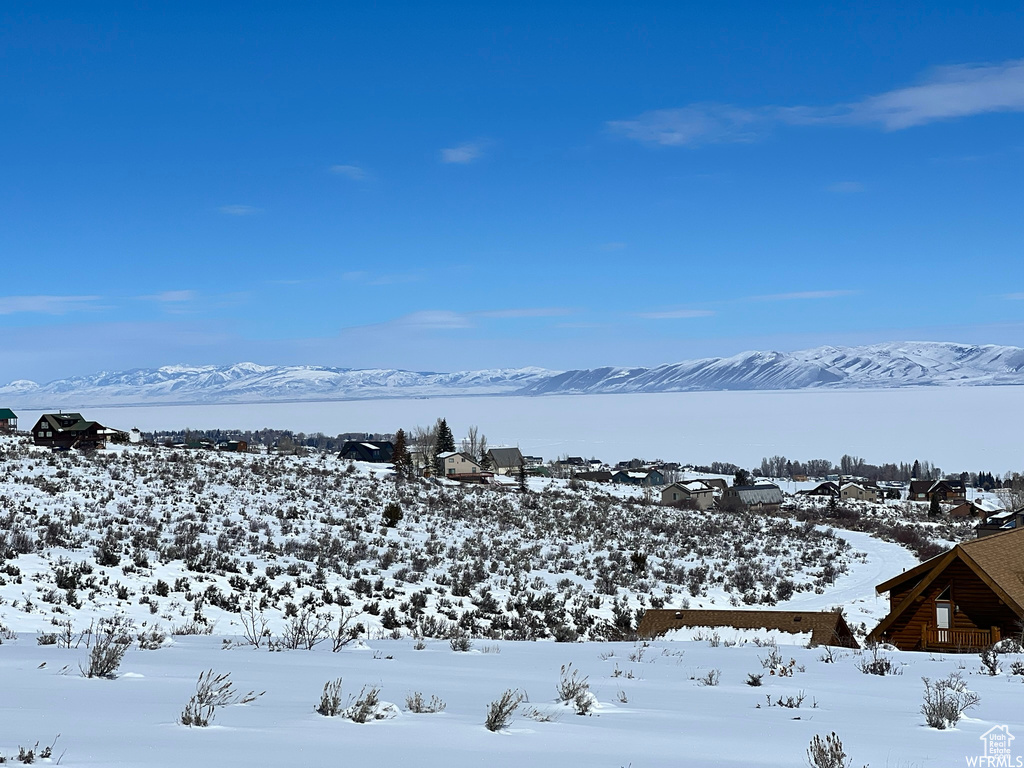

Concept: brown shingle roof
[[637, 609, 858, 648]]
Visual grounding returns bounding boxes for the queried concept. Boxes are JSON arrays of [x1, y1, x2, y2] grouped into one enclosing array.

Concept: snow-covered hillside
[[5, 341, 1024, 408], [0, 437, 912, 644]]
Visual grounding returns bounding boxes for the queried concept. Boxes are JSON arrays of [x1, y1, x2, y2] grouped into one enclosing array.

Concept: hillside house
[[949, 498, 1003, 520], [218, 440, 248, 453], [799, 481, 839, 498], [31, 413, 113, 450], [975, 508, 1024, 537], [909, 479, 967, 505], [868, 526, 1024, 651], [611, 469, 665, 487], [438, 451, 483, 477], [0, 408, 17, 432], [486, 447, 525, 476], [575, 470, 613, 483], [723, 484, 784, 512], [638, 609, 858, 648], [661, 481, 714, 510], [840, 482, 878, 503], [339, 440, 394, 463]]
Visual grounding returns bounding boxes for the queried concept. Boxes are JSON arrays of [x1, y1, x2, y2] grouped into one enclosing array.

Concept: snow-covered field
[[5, 634, 1024, 767], [0, 435, 1010, 767], [26, 385, 1024, 472]]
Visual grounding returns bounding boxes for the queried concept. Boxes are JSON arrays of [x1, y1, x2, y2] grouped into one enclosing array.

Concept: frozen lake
[[22, 386, 1024, 472]]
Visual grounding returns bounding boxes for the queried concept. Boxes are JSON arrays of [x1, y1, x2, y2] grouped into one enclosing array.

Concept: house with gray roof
[[722, 483, 785, 512], [485, 446, 525, 475]]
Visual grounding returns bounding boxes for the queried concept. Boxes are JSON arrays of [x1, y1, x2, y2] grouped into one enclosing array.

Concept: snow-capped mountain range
[[4, 341, 1024, 407]]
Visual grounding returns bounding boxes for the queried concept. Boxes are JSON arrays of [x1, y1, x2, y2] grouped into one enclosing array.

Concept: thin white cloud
[[441, 141, 486, 164], [219, 204, 260, 216], [608, 104, 761, 147], [1002, 292, 1024, 300], [827, 181, 865, 193], [637, 309, 716, 319], [0, 295, 102, 315], [748, 290, 857, 302], [330, 164, 366, 180], [393, 310, 473, 330], [610, 58, 1024, 146], [139, 290, 197, 303], [478, 308, 572, 319]]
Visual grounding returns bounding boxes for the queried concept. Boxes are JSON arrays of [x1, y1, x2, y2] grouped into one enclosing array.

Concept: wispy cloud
[[0, 295, 102, 315], [393, 310, 473, 330], [827, 181, 865, 193], [608, 104, 762, 147], [138, 290, 197, 303], [1002, 292, 1024, 300], [330, 164, 367, 180], [637, 309, 716, 319], [219, 204, 260, 216], [609, 58, 1024, 146], [478, 308, 572, 319], [440, 141, 486, 164], [747, 290, 857, 302]]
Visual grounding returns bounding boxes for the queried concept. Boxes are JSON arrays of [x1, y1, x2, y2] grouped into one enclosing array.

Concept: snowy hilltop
[[4, 341, 1024, 407]]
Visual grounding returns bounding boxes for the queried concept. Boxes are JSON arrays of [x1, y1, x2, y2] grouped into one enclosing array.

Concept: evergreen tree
[[518, 458, 528, 493], [733, 468, 752, 487], [392, 428, 412, 480], [912, 459, 921, 479], [433, 418, 456, 474], [929, 493, 941, 518]]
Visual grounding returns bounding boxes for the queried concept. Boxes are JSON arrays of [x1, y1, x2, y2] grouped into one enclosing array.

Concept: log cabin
[[867, 526, 1024, 651]]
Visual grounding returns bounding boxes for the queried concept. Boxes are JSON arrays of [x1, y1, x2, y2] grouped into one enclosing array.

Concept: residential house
[[661, 481, 714, 510], [438, 451, 483, 477], [575, 470, 614, 483], [840, 482, 878, 503], [218, 440, 248, 453], [611, 469, 665, 487], [799, 481, 839, 498], [338, 440, 394, 463], [637, 609, 858, 648], [909, 479, 967, 505], [30, 413, 114, 450], [486, 447, 525, 476], [722, 484, 785, 512], [868, 526, 1024, 651], [975, 508, 1024, 537], [949, 498, 1003, 520], [0, 408, 17, 432]]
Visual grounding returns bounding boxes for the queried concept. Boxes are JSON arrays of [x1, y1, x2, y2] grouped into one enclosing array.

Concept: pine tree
[[518, 458, 528, 493], [433, 418, 456, 475], [392, 428, 412, 480], [912, 459, 921, 479], [929, 493, 941, 518]]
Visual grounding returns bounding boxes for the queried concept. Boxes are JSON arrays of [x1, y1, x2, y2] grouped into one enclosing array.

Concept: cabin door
[[935, 586, 952, 644]]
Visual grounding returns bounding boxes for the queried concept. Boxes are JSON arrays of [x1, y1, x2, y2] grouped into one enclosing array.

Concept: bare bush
[[81, 615, 134, 678], [343, 685, 397, 723], [180, 669, 263, 727], [921, 672, 980, 729], [979, 645, 1001, 676], [485, 688, 524, 732], [855, 645, 901, 676], [316, 678, 344, 717], [807, 731, 851, 768], [556, 663, 589, 702], [698, 669, 721, 687], [405, 692, 446, 713], [280, 607, 332, 650]]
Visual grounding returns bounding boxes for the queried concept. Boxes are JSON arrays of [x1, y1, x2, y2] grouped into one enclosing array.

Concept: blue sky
[[4, 2, 1024, 382]]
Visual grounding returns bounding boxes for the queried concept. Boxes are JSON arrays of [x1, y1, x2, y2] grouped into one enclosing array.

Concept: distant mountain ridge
[[3, 342, 1024, 408]]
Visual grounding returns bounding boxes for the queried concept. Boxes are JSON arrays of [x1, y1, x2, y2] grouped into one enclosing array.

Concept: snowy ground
[[26, 385, 1024, 473], [4, 634, 1024, 767]]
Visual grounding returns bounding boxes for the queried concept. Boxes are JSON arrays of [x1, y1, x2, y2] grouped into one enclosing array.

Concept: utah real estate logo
[[967, 725, 1022, 767]]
